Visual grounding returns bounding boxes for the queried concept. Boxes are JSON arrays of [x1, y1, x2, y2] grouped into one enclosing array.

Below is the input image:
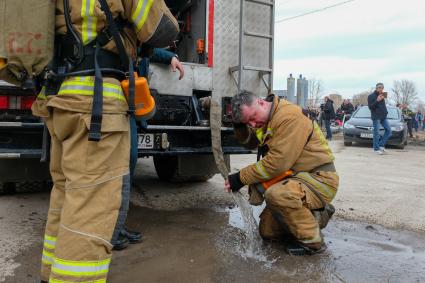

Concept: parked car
[[343, 106, 408, 149]]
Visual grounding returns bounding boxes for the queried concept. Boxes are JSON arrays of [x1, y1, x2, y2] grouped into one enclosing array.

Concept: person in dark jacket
[[323, 96, 335, 140], [368, 83, 392, 154], [340, 99, 355, 115], [398, 103, 414, 138], [112, 48, 185, 251]]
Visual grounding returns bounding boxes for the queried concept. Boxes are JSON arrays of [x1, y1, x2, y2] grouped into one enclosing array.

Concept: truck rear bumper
[[138, 125, 252, 156]]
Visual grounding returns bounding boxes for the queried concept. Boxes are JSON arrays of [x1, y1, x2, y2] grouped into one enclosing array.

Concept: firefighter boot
[[112, 233, 130, 251], [121, 227, 143, 244]]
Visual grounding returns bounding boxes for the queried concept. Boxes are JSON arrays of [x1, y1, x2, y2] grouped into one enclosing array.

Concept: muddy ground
[[1, 136, 425, 283]]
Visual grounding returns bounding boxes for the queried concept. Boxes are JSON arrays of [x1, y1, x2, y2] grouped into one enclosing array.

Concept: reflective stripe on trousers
[[42, 234, 57, 266], [293, 172, 337, 201], [51, 257, 110, 277], [58, 77, 126, 102], [50, 279, 105, 283]]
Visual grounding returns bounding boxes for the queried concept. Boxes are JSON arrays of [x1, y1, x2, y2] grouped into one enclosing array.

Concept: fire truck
[[0, 0, 275, 191]]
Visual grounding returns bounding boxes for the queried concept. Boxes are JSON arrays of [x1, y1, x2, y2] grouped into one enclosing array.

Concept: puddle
[[107, 204, 425, 283], [6, 199, 425, 283]]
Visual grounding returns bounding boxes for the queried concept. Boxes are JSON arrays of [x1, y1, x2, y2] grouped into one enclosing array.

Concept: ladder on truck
[[230, 0, 275, 93]]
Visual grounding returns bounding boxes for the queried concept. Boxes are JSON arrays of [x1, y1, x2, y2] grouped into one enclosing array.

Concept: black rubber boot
[[121, 227, 142, 244], [285, 240, 326, 256], [112, 233, 130, 251]]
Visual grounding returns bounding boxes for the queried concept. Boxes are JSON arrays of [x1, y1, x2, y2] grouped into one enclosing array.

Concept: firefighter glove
[[228, 172, 244, 192]]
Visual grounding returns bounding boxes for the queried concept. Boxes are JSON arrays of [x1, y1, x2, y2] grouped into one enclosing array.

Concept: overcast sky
[[273, 0, 425, 101]]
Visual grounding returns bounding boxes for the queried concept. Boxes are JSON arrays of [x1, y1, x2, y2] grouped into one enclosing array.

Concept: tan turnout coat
[[237, 95, 337, 186]]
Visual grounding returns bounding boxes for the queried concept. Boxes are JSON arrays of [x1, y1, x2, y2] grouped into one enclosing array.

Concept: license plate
[[360, 133, 373, 139], [138, 134, 154, 149]]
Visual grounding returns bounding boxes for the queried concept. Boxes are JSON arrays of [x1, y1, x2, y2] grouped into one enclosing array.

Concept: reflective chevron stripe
[[131, 0, 154, 31], [81, 0, 98, 44]]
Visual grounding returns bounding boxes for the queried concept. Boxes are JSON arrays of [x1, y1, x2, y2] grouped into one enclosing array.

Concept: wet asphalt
[[1, 139, 425, 282]]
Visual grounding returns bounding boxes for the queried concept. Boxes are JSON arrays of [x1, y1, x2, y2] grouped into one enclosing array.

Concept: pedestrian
[[422, 115, 425, 131], [319, 103, 325, 129], [32, 1, 178, 282], [112, 47, 185, 251], [340, 99, 354, 115], [309, 107, 318, 122], [418, 112, 423, 130], [406, 109, 414, 137], [227, 91, 338, 254], [323, 96, 335, 140], [413, 112, 419, 132], [367, 83, 392, 154]]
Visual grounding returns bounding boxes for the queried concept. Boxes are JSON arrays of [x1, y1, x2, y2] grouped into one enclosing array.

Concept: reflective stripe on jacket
[[55, 0, 178, 53], [32, 0, 178, 117]]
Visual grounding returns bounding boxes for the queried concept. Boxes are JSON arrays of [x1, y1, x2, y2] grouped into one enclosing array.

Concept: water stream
[[231, 192, 270, 262]]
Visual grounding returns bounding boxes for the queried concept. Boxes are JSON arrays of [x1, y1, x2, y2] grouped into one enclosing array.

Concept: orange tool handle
[[262, 170, 293, 190]]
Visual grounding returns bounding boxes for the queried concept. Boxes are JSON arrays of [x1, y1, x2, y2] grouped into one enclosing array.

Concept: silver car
[[343, 106, 408, 149]]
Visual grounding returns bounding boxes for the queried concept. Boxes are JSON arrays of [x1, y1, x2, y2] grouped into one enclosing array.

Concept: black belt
[[311, 162, 336, 173]]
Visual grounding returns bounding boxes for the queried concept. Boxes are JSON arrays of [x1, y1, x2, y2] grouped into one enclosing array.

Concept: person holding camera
[[368, 83, 392, 154]]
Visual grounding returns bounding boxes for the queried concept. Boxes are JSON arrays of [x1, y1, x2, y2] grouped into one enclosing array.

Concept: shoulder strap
[[98, 0, 129, 68], [99, 0, 135, 113], [88, 0, 134, 141]]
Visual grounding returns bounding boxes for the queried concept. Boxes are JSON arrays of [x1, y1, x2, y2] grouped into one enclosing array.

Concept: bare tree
[[415, 99, 425, 113], [391, 80, 418, 108], [308, 78, 323, 107], [352, 89, 373, 107]]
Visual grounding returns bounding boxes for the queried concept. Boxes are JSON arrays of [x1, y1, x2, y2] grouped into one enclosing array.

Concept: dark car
[[343, 105, 408, 149]]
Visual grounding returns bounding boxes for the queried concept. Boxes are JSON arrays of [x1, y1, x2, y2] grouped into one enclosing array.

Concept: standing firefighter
[[31, 1, 178, 282], [225, 91, 339, 254]]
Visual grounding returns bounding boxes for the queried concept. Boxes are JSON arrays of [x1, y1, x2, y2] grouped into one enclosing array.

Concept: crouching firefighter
[[31, 1, 178, 282], [225, 91, 339, 255]]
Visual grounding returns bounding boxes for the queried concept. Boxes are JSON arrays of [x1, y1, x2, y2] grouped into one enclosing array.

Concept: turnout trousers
[[259, 171, 338, 245], [41, 108, 130, 282]]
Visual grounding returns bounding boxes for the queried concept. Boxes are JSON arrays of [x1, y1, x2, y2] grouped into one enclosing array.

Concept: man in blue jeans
[[368, 83, 392, 154]]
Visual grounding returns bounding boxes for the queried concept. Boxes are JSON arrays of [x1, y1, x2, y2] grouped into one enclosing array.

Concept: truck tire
[[153, 156, 215, 183], [344, 141, 352, 146], [0, 182, 16, 195], [0, 180, 51, 195], [395, 143, 405, 150], [15, 181, 52, 193]]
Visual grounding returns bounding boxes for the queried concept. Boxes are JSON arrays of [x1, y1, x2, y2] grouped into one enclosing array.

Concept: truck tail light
[[225, 101, 232, 117], [20, 96, 35, 110], [0, 96, 8, 110]]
